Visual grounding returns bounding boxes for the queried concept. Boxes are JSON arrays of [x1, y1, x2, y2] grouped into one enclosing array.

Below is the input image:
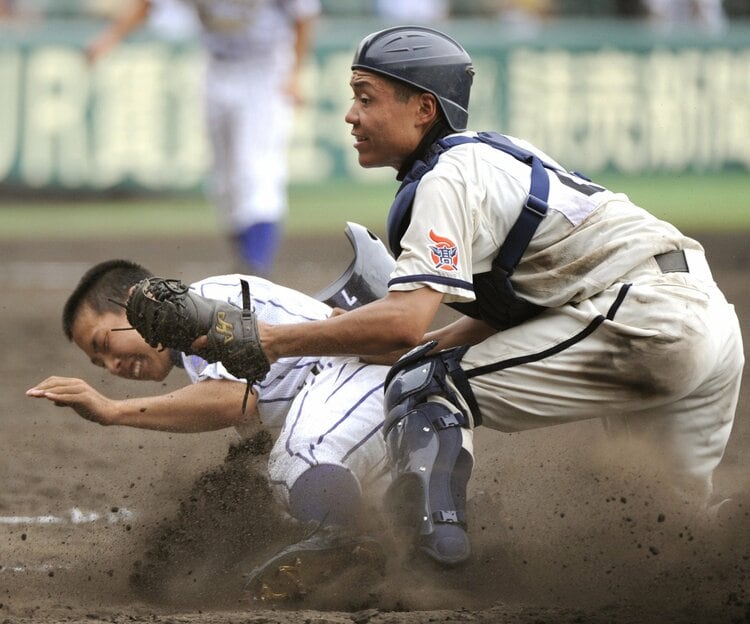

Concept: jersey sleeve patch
[[428, 229, 460, 272]]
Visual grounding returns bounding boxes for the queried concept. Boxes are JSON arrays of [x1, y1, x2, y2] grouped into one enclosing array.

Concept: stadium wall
[[0, 17, 748, 193]]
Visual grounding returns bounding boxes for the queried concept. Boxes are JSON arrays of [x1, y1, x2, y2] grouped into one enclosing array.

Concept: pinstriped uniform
[[180, 274, 390, 509]]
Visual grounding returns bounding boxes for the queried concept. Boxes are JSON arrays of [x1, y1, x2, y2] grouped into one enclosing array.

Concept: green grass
[[0, 172, 747, 240], [593, 171, 750, 231], [0, 181, 396, 240]]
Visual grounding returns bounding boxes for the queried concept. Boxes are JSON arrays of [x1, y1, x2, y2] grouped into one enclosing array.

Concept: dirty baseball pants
[[267, 356, 391, 517], [459, 249, 744, 503]]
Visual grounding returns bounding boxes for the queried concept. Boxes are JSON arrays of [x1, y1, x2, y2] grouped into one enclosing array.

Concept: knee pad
[[383, 342, 479, 565], [383, 340, 480, 430]]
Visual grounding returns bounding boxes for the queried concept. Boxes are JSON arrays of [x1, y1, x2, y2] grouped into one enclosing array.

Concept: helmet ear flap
[[351, 26, 474, 131], [315, 222, 396, 311]]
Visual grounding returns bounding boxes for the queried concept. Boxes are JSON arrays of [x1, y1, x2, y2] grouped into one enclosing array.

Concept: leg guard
[[383, 342, 480, 566]]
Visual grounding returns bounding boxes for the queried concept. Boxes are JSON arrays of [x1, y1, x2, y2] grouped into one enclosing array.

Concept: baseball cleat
[[244, 525, 386, 602]]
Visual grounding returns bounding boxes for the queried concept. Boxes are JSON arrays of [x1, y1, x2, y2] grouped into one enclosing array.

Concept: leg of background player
[[236, 221, 281, 277]]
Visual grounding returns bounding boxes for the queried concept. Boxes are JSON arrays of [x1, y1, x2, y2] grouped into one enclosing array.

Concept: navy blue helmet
[[352, 26, 475, 131]]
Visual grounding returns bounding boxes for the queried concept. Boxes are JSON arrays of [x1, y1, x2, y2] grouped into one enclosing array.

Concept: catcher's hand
[[125, 277, 271, 385]]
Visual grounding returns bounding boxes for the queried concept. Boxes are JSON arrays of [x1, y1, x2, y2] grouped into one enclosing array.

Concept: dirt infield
[[2, 230, 749, 624]]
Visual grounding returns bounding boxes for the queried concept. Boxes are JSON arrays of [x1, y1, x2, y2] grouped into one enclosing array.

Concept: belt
[[654, 250, 688, 273]]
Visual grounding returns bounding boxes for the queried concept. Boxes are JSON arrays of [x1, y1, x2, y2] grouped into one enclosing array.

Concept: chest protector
[[387, 131, 555, 331]]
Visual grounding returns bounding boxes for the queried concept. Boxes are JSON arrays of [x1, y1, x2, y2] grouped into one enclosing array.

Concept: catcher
[[123, 26, 745, 572], [27, 254, 393, 603]]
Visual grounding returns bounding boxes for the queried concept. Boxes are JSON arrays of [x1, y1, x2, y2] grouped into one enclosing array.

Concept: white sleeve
[[181, 353, 240, 384]]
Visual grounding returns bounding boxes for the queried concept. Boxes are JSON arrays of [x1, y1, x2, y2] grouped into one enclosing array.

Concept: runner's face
[[345, 70, 427, 170], [71, 305, 173, 381]]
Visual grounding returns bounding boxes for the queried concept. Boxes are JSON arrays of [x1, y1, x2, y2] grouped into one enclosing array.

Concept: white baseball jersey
[[179, 274, 390, 507], [391, 131, 744, 503], [187, 0, 319, 60], [176, 0, 321, 230]]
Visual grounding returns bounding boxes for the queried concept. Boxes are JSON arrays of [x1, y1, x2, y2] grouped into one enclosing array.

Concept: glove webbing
[[240, 279, 253, 414]]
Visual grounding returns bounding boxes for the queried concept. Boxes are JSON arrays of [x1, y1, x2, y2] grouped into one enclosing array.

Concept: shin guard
[[383, 343, 478, 565]]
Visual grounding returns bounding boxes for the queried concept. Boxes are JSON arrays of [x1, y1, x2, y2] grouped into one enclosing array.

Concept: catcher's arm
[[424, 315, 498, 350], [27, 376, 253, 432]]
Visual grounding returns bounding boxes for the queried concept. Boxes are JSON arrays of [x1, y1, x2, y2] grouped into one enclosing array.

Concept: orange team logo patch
[[428, 229, 459, 271]]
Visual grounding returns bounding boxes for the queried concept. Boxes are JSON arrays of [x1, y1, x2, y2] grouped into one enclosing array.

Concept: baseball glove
[[126, 277, 271, 386]]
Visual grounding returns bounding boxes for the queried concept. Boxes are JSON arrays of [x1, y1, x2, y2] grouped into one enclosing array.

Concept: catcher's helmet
[[351, 26, 474, 131], [315, 222, 396, 311]]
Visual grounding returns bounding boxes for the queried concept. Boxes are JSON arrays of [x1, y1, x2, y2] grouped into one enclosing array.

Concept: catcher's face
[[345, 70, 436, 169], [71, 304, 173, 382]]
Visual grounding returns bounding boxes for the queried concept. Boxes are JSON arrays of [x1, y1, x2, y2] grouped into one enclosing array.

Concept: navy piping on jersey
[[307, 445, 319, 465], [465, 283, 632, 379], [325, 362, 370, 402], [256, 360, 321, 397], [388, 274, 475, 292], [285, 387, 316, 467], [332, 361, 347, 385], [282, 362, 386, 466], [257, 391, 305, 404], [259, 359, 321, 384], [258, 387, 308, 405], [341, 420, 384, 463], [317, 382, 385, 444], [256, 366, 318, 404]]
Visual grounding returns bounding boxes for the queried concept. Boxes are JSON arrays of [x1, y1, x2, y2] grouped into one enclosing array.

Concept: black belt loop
[[655, 250, 688, 273]]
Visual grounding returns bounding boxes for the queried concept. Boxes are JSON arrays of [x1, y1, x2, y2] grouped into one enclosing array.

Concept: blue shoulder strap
[[386, 132, 553, 276], [386, 149, 446, 256]]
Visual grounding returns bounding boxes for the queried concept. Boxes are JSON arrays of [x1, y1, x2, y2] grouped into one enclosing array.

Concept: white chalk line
[[0, 506, 136, 525], [1, 507, 137, 574], [1, 562, 70, 574]]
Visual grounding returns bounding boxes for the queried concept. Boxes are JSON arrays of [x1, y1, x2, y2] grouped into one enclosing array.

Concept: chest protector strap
[[386, 132, 554, 330]]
